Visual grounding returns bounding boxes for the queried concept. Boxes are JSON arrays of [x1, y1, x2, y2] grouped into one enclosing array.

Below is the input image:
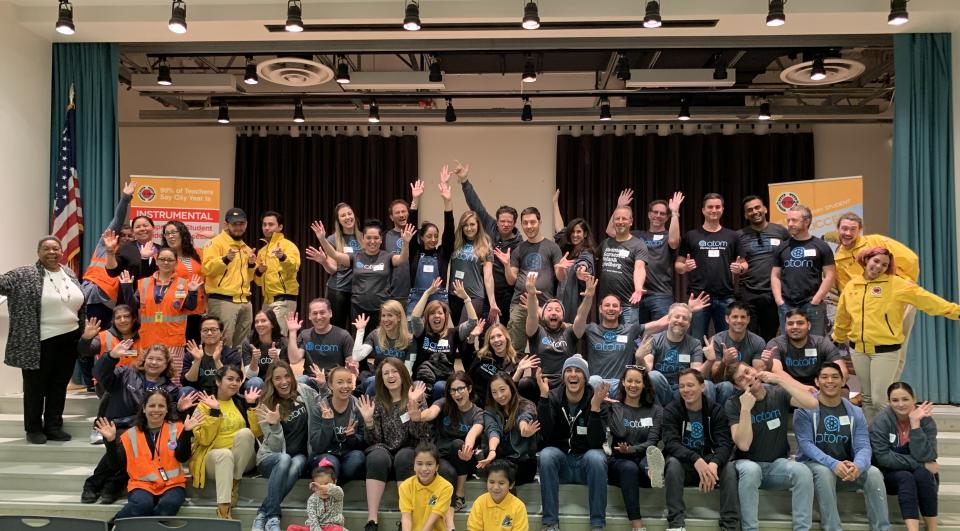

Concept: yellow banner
[[129, 175, 221, 246], [768, 176, 863, 243]]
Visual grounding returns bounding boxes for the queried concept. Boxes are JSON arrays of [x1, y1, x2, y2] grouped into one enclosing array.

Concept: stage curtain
[[891, 33, 959, 403], [50, 43, 119, 264], [234, 128, 419, 314]]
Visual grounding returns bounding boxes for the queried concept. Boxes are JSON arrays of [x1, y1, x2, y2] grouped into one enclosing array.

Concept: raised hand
[[118, 270, 134, 285], [319, 398, 334, 419], [636, 336, 654, 360], [82, 317, 102, 340], [401, 223, 417, 243], [346, 357, 360, 376], [250, 345, 262, 366], [557, 252, 574, 272], [580, 275, 599, 298], [426, 276, 443, 295], [552, 188, 560, 204], [247, 249, 258, 267], [305, 246, 327, 264], [410, 180, 425, 200], [702, 335, 717, 362], [721, 342, 739, 364], [683, 254, 697, 272], [739, 387, 757, 411], [183, 409, 206, 431], [760, 345, 777, 367], [524, 271, 539, 295], [438, 181, 452, 201], [256, 254, 267, 273], [198, 391, 220, 409], [211, 341, 223, 363], [102, 229, 120, 253], [310, 220, 327, 241], [519, 420, 540, 438], [493, 247, 511, 266], [535, 367, 550, 397], [353, 313, 370, 332], [910, 401, 935, 427], [267, 342, 280, 361], [140, 241, 156, 260], [186, 339, 204, 361], [255, 403, 282, 425], [452, 160, 469, 183], [187, 274, 204, 292], [177, 391, 200, 411], [668, 191, 685, 213], [122, 180, 137, 196], [109, 339, 135, 359], [469, 318, 486, 338], [616, 188, 634, 208], [516, 355, 540, 374], [309, 363, 325, 386], [729, 256, 744, 275], [225, 247, 239, 262], [591, 381, 611, 410], [243, 386, 262, 405], [452, 279, 469, 300], [439, 164, 452, 186], [408, 381, 427, 404], [357, 394, 375, 423], [575, 265, 592, 283], [94, 417, 117, 442], [287, 313, 302, 334], [344, 416, 357, 437], [687, 291, 711, 313]]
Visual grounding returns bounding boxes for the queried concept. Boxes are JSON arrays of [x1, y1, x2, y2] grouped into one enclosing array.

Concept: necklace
[[45, 269, 72, 303]]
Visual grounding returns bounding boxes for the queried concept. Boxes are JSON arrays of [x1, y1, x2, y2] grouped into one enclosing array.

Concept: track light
[[677, 99, 691, 121], [403, 1, 421, 31], [156, 58, 173, 86], [445, 99, 456, 123], [888, 0, 908, 25], [285, 0, 303, 32], [55, 0, 75, 35], [599, 98, 612, 121], [368, 102, 381, 123], [758, 102, 772, 121], [810, 56, 827, 81], [243, 56, 258, 85], [712, 52, 728, 80], [429, 60, 443, 83], [522, 1, 540, 30], [766, 0, 785, 27], [616, 54, 631, 81], [521, 99, 533, 122], [217, 102, 230, 124], [522, 56, 537, 83], [168, 0, 187, 33], [643, 1, 662, 28], [293, 100, 305, 123], [336, 57, 351, 84]]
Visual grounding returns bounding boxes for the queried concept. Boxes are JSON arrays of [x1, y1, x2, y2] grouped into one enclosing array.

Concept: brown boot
[[231, 479, 241, 507], [217, 502, 232, 519]]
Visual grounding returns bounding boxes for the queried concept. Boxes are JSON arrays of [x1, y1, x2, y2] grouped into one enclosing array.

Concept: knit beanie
[[561, 354, 589, 379]]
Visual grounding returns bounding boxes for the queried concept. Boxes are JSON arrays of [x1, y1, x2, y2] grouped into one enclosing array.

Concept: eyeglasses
[[449, 386, 469, 394], [625, 364, 647, 372]]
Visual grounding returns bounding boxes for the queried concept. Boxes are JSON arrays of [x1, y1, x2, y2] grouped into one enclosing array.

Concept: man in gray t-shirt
[[598, 206, 649, 329], [767, 309, 845, 389], [639, 303, 713, 406]]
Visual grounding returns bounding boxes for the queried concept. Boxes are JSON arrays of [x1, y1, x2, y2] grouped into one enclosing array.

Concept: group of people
[[2, 161, 958, 531]]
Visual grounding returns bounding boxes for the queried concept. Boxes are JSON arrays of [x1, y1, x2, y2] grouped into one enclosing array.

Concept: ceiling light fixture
[[677, 98, 691, 121], [217, 102, 230, 124], [643, 1, 662, 28], [156, 58, 173, 86], [445, 98, 456, 123], [766, 0, 785, 27], [712, 52, 728, 80], [758, 101, 772, 120], [888, 0, 909, 25], [368, 102, 381, 123], [285, 0, 303, 32], [616, 53, 631, 81], [55, 0, 75, 35], [809, 56, 827, 81], [521, 98, 533, 122], [599, 97, 612, 121], [403, 0, 422, 31], [168, 0, 187, 34], [336, 56, 351, 84], [522, 56, 537, 83], [429, 59, 443, 83], [243, 56, 258, 85], [522, 1, 540, 30], [293, 100, 305, 123]]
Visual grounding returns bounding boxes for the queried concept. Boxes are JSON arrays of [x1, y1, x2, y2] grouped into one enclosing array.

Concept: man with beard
[[771, 205, 835, 336], [597, 205, 649, 328], [639, 303, 715, 406], [524, 272, 590, 389], [536, 355, 608, 531], [707, 301, 770, 405], [793, 362, 891, 531], [384, 181, 423, 309], [202, 208, 257, 348], [766, 309, 846, 391], [737, 196, 789, 340]]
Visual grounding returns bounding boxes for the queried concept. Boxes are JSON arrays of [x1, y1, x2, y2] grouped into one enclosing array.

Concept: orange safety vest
[[122, 422, 186, 495], [95, 330, 141, 370], [174, 250, 206, 314], [83, 252, 120, 301], [138, 275, 195, 348]]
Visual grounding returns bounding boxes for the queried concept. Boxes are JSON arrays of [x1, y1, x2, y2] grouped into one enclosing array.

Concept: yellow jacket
[[833, 273, 960, 353], [253, 232, 301, 304], [188, 398, 262, 488], [202, 230, 256, 302], [834, 234, 919, 292], [467, 492, 529, 531]]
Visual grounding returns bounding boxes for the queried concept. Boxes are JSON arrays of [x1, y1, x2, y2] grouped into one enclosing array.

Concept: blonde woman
[[466, 321, 540, 407], [316, 203, 363, 330], [352, 300, 416, 395], [450, 210, 497, 324]]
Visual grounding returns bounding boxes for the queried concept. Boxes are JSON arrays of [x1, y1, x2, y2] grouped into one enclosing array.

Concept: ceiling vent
[[624, 69, 736, 88], [256, 57, 335, 87], [780, 58, 866, 86]]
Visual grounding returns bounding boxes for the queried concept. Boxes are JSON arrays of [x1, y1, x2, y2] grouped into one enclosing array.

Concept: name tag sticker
[[373, 264, 385, 272], [576, 426, 588, 435], [437, 339, 449, 348], [838, 416, 850, 426], [767, 418, 781, 430], [175, 290, 187, 299], [804, 348, 817, 358], [616, 335, 628, 343], [770, 238, 781, 246], [400, 412, 411, 424], [678, 354, 691, 363], [454, 270, 465, 279], [344, 246, 354, 254], [708, 249, 720, 258], [804, 248, 818, 257], [640, 417, 653, 427], [653, 234, 664, 241], [619, 249, 630, 258], [422, 265, 435, 273], [890, 433, 897, 443]]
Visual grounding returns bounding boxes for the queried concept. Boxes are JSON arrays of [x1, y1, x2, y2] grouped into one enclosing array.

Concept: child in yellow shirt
[[467, 460, 529, 531], [399, 442, 453, 531]]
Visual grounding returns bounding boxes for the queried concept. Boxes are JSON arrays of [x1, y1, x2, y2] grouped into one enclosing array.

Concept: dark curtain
[[234, 130, 419, 315]]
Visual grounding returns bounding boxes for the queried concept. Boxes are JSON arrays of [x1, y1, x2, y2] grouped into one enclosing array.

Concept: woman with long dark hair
[[484, 372, 539, 485], [159, 220, 206, 342], [406, 170, 455, 315], [240, 308, 289, 390], [552, 190, 597, 320]]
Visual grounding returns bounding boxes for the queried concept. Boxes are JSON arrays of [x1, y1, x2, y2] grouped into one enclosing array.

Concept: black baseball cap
[[225, 208, 247, 223]]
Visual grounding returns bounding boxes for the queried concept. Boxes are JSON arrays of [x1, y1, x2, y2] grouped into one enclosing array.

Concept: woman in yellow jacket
[[833, 246, 960, 419], [189, 364, 263, 519]]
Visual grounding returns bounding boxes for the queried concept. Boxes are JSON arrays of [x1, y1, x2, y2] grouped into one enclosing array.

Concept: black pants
[[513, 458, 538, 486], [365, 446, 415, 482], [351, 305, 381, 335], [609, 455, 653, 521], [740, 289, 780, 341], [494, 287, 513, 327], [326, 287, 352, 331], [884, 467, 939, 520], [22, 330, 79, 433], [664, 456, 739, 530], [449, 295, 487, 326], [84, 433, 128, 495]]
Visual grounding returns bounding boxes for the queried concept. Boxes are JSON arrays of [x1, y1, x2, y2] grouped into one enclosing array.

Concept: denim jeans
[[714, 381, 741, 406], [609, 455, 652, 522], [244, 376, 264, 392], [621, 304, 641, 329], [310, 450, 367, 484], [805, 462, 890, 531], [664, 457, 739, 530], [257, 452, 309, 518], [778, 302, 826, 337], [734, 458, 813, 531], [649, 370, 715, 407], [538, 447, 608, 527], [639, 293, 674, 323], [883, 467, 939, 520], [587, 376, 620, 398], [115, 487, 186, 519], [691, 296, 733, 340]]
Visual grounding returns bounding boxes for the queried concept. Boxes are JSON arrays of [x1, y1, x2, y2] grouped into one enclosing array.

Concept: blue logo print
[[823, 415, 840, 432], [664, 348, 678, 363], [783, 246, 814, 268], [790, 247, 806, 259], [523, 253, 544, 271], [690, 421, 704, 439], [816, 414, 850, 444], [603, 331, 617, 342]]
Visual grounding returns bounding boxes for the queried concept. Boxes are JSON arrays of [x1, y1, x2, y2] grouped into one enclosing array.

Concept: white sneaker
[[89, 429, 103, 445], [251, 512, 267, 531], [666, 528, 686, 531], [646, 445, 665, 488], [264, 516, 281, 531]]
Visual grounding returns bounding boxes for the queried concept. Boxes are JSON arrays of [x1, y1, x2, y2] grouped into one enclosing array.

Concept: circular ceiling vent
[[779, 58, 866, 86], [256, 57, 334, 87]]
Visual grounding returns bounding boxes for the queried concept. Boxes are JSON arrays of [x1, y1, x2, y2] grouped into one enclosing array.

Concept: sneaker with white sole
[[264, 516, 281, 531], [666, 528, 686, 531], [251, 512, 267, 531], [542, 525, 560, 531], [646, 445, 665, 488], [89, 429, 103, 445]]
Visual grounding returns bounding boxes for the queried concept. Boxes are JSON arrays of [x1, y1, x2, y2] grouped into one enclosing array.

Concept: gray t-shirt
[[529, 324, 579, 376], [634, 229, 675, 295], [432, 398, 485, 446], [816, 402, 853, 461], [598, 236, 650, 302], [605, 402, 661, 448], [350, 250, 394, 311], [737, 224, 789, 294], [583, 322, 646, 380], [650, 332, 704, 387], [384, 228, 411, 300], [510, 239, 563, 305], [773, 236, 836, 306], [725, 384, 792, 462], [766, 334, 842, 386], [450, 242, 492, 300], [682, 409, 707, 454], [711, 330, 767, 366], [297, 326, 355, 373], [326, 234, 360, 292]]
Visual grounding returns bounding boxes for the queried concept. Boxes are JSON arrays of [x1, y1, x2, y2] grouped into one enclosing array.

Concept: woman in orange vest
[[94, 388, 205, 520], [120, 247, 204, 385], [78, 305, 142, 377], [160, 221, 206, 343]]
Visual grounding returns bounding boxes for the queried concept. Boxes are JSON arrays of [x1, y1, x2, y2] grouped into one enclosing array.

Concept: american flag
[[51, 89, 84, 271]]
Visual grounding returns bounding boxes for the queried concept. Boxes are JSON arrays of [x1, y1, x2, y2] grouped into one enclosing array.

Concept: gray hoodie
[[869, 405, 938, 471]]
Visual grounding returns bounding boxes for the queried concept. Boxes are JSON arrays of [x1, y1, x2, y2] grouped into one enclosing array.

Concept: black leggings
[[326, 287, 352, 330], [438, 439, 477, 487], [449, 296, 487, 326], [365, 446, 415, 482], [884, 467, 939, 520]]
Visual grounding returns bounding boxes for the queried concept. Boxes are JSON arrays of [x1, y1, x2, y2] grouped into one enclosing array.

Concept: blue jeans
[[538, 447, 608, 527], [734, 458, 813, 531], [244, 376, 264, 392], [778, 302, 826, 337], [691, 296, 733, 340], [431, 380, 446, 402], [621, 304, 641, 329], [649, 370, 715, 406], [639, 293, 674, 323], [805, 462, 890, 531], [587, 376, 620, 398], [115, 487, 185, 519], [714, 381, 741, 406], [883, 466, 939, 519], [609, 455, 651, 522], [257, 452, 309, 518], [311, 450, 367, 484]]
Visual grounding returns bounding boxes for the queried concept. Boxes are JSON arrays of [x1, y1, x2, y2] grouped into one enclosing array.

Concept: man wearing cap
[[536, 355, 608, 531], [202, 207, 257, 348]]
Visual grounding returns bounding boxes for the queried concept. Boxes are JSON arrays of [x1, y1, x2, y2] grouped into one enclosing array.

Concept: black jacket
[[94, 353, 179, 429], [537, 385, 604, 454], [107, 241, 157, 280], [662, 393, 733, 466]]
